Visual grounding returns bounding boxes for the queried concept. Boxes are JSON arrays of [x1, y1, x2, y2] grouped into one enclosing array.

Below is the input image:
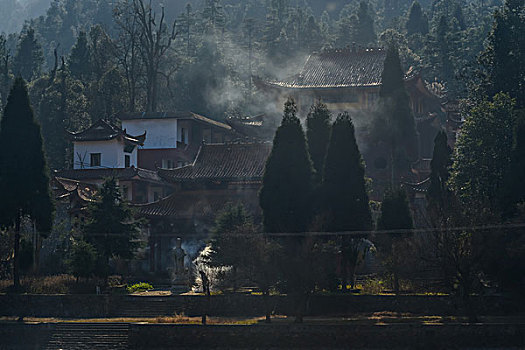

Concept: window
[[125, 155, 131, 168], [162, 159, 175, 169], [90, 153, 101, 167]]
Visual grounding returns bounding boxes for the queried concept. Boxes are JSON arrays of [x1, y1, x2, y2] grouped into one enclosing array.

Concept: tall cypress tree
[[306, 100, 331, 184], [13, 28, 44, 82], [427, 130, 452, 216], [406, 1, 429, 35], [377, 188, 413, 293], [259, 98, 314, 233], [373, 44, 418, 185], [378, 189, 413, 230], [322, 112, 372, 290], [323, 112, 372, 232], [0, 77, 54, 289], [355, 1, 376, 46], [68, 31, 92, 82]]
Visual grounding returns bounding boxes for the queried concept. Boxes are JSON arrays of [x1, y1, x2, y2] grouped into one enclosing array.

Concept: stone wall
[[1, 322, 523, 349], [0, 294, 522, 318], [128, 323, 525, 349]]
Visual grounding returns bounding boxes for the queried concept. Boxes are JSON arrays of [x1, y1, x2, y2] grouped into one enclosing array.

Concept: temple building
[[119, 111, 237, 170], [55, 119, 172, 205], [134, 142, 272, 274], [256, 47, 443, 119]]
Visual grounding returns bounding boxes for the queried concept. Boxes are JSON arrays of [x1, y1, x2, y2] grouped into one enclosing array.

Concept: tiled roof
[[118, 111, 232, 130], [402, 177, 431, 193], [52, 177, 98, 202], [55, 167, 162, 183], [71, 119, 146, 145], [158, 142, 272, 182], [134, 190, 261, 219], [267, 48, 387, 89]]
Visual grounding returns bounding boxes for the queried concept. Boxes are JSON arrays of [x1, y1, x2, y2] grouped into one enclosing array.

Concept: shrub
[[127, 282, 153, 294]]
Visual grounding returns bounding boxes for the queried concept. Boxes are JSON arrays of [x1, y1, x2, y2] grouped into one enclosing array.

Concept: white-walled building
[[71, 119, 145, 170], [57, 119, 172, 204], [119, 112, 235, 170]]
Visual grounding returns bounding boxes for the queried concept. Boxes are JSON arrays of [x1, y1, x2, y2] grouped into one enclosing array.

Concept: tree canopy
[[259, 98, 313, 233]]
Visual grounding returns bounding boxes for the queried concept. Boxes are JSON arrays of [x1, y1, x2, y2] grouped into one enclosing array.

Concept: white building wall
[[122, 119, 178, 149], [73, 139, 138, 169]]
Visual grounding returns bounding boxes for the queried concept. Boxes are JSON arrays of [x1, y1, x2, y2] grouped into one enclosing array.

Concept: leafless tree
[[114, 1, 142, 112], [132, 0, 177, 112]]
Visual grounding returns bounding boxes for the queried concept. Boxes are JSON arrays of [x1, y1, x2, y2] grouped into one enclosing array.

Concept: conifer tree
[[39, 65, 89, 170], [209, 203, 253, 291], [0, 77, 54, 289], [68, 31, 92, 82], [372, 44, 418, 185], [449, 93, 515, 212], [377, 188, 413, 293], [436, 16, 455, 88], [378, 189, 413, 230], [427, 130, 452, 216], [452, 4, 466, 30], [306, 100, 331, 184], [323, 112, 372, 232], [83, 177, 141, 276], [500, 111, 525, 218], [355, 1, 376, 46], [479, 0, 525, 108], [322, 112, 372, 290], [13, 28, 44, 82], [259, 98, 314, 233], [0, 35, 10, 108], [406, 1, 429, 35]]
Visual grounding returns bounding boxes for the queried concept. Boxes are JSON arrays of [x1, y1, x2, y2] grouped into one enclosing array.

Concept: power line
[[40, 222, 525, 237]]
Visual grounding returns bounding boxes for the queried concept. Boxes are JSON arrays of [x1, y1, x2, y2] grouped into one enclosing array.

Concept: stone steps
[[45, 323, 129, 350]]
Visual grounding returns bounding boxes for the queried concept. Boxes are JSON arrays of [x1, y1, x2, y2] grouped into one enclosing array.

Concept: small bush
[[359, 277, 387, 294], [127, 282, 153, 294]]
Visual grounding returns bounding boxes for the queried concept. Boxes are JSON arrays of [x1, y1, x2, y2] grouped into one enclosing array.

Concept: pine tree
[[427, 130, 452, 216], [452, 3, 466, 30], [306, 100, 331, 184], [209, 203, 253, 291], [479, 0, 525, 108], [259, 98, 314, 233], [83, 177, 141, 276], [354, 1, 376, 46], [39, 65, 89, 170], [68, 31, 92, 81], [372, 44, 418, 185], [0, 77, 54, 289], [13, 28, 44, 82], [406, 1, 429, 35], [436, 16, 455, 88], [323, 112, 372, 232]]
